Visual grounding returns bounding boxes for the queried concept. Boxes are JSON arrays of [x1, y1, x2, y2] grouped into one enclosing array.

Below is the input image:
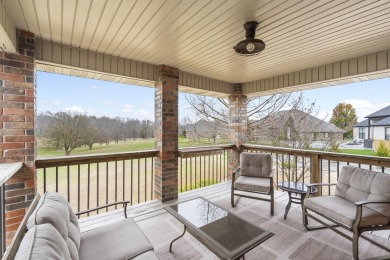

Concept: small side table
[[277, 182, 317, 219]]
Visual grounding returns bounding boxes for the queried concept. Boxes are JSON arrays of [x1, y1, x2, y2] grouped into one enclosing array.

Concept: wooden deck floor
[[79, 181, 390, 241]]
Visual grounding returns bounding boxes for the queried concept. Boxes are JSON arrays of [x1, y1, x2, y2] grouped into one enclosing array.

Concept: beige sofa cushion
[[335, 166, 390, 217], [15, 223, 71, 260], [79, 218, 154, 260], [240, 152, 272, 178], [234, 176, 271, 193], [304, 195, 389, 228], [27, 192, 80, 260]]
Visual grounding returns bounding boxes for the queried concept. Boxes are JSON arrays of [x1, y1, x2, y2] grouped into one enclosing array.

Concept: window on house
[[385, 127, 390, 141], [359, 128, 365, 139]]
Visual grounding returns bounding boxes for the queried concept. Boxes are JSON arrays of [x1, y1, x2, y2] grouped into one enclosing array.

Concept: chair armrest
[[269, 170, 275, 178], [354, 200, 390, 228], [76, 201, 130, 218], [305, 183, 337, 199], [232, 167, 241, 181], [355, 200, 390, 206]]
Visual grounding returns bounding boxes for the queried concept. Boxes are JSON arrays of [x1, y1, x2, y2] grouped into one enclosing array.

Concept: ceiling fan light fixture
[[234, 21, 265, 56]]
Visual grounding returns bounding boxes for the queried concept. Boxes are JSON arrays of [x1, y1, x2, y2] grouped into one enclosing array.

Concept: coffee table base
[[169, 224, 246, 260], [169, 226, 186, 252]]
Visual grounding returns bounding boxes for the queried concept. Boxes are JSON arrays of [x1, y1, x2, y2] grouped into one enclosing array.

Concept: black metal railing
[[35, 150, 158, 216], [178, 145, 233, 192], [243, 144, 390, 195]]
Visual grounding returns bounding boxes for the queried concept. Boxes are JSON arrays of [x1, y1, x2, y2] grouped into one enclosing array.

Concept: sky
[[37, 71, 390, 123]]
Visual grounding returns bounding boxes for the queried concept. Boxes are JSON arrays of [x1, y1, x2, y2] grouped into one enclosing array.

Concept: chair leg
[[352, 228, 359, 260], [302, 206, 309, 230], [231, 189, 235, 208], [270, 191, 274, 216]]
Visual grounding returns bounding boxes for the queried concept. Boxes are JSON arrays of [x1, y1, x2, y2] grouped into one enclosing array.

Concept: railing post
[[310, 154, 321, 196]]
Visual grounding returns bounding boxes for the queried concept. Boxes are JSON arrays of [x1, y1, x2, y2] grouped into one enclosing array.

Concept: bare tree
[[184, 92, 300, 143], [46, 112, 89, 155]]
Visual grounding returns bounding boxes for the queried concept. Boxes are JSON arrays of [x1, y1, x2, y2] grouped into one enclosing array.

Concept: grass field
[[339, 149, 376, 156], [38, 137, 229, 158]]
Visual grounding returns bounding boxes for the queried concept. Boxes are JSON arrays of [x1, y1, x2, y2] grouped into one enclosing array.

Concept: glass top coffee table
[[164, 197, 273, 260]]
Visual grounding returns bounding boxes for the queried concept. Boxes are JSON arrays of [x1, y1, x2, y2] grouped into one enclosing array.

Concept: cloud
[[120, 105, 153, 120], [342, 99, 390, 121], [102, 100, 114, 105], [318, 110, 330, 122], [64, 105, 94, 115], [90, 85, 100, 90]]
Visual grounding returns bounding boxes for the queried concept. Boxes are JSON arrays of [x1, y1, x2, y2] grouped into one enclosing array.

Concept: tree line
[[37, 112, 154, 155]]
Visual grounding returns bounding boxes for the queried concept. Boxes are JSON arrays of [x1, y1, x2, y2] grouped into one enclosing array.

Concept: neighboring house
[[353, 105, 390, 144], [251, 109, 344, 144], [184, 119, 228, 141]]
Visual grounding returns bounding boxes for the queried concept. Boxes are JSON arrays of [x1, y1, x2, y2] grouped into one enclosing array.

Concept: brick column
[[154, 65, 179, 202], [228, 84, 247, 178], [0, 30, 36, 245]]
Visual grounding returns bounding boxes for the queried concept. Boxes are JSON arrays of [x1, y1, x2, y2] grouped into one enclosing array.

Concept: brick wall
[[154, 65, 179, 202], [0, 30, 36, 245], [228, 84, 247, 177]]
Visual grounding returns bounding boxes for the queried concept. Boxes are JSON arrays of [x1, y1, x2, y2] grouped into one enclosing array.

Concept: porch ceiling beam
[[35, 39, 233, 98], [243, 50, 390, 97], [0, 0, 17, 53]]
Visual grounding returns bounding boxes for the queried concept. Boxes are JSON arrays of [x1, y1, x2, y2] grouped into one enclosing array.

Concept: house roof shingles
[[372, 116, 390, 126], [354, 119, 369, 127], [365, 105, 390, 118], [256, 109, 344, 133]]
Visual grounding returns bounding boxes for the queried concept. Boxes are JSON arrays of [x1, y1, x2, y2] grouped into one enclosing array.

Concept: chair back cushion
[[335, 166, 390, 217], [26, 192, 80, 260], [240, 152, 272, 178], [15, 223, 71, 260]]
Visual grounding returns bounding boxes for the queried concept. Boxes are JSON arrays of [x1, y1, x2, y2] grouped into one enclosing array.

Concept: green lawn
[[339, 149, 376, 156], [38, 137, 229, 157]]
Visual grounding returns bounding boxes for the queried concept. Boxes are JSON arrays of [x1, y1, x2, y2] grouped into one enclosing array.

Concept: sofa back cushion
[[15, 223, 71, 260], [335, 166, 390, 217], [26, 192, 80, 260], [240, 152, 272, 178]]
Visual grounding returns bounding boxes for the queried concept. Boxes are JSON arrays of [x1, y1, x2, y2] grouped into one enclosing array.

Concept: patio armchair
[[302, 165, 390, 260], [231, 152, 274, 215]]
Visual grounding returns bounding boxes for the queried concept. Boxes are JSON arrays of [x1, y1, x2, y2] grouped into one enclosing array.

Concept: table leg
[[284, 192, 292, 219], [169, 225, 187, 252]]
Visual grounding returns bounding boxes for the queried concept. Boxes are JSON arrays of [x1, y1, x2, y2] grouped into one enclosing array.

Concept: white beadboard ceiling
[[4, 0, 390, 84]]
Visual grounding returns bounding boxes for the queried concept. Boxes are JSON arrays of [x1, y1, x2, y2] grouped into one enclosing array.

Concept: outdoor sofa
[[4, 191, 159, 260], [303, 165, 390, 259]]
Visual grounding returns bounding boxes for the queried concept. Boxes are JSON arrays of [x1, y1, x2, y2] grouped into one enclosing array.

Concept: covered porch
[[1, 0, 390, 259]]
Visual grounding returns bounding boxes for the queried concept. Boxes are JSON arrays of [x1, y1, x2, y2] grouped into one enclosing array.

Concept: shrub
[[375, 142, 390, 157]]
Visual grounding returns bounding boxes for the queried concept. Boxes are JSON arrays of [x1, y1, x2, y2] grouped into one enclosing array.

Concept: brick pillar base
[[154, 65, 179, 203], [228, 84, 247, 178], [0, 30, 36, 246]]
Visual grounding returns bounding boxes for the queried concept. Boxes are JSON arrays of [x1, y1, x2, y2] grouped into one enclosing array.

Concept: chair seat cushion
[[79, 218, 154, 260], [304, 195, 389, 228], [234, 176, 271, 193]]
